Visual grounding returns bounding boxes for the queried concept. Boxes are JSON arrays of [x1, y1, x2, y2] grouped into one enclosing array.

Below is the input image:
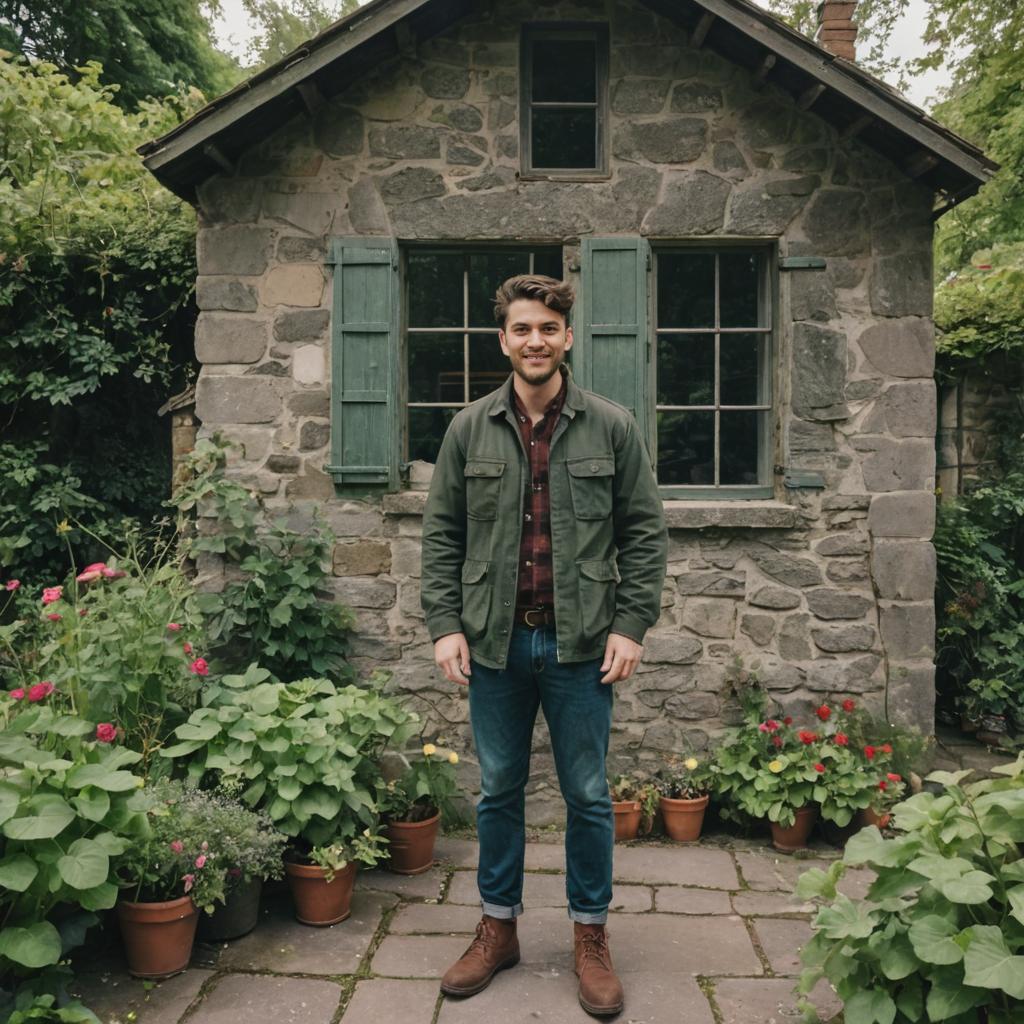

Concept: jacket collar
[[486, 364, 586, 420]]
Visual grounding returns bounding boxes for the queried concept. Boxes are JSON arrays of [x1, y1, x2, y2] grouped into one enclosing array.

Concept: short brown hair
[[493, 274, 575, 327]]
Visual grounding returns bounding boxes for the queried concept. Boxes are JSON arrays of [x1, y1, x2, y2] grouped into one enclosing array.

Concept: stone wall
[[189, 0, 938, 822]]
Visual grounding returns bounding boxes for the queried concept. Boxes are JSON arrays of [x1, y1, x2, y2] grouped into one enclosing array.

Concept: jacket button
[[590, 463, 599, 472], [474, 467, 483, 475], [503, 600, 510, 607]]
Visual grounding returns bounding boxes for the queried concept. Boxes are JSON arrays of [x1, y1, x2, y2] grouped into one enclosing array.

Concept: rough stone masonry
[[189, 0, 938, 822]]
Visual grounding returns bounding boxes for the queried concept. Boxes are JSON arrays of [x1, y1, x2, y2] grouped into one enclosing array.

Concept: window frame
[[519, 22, 610, 181], [648, 240, 779, 501]]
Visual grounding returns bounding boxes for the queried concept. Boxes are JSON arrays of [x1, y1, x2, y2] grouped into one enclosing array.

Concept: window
[[520, 24, 609, 176], [653, 249, 773, 495], [404, 246, 563, 464]]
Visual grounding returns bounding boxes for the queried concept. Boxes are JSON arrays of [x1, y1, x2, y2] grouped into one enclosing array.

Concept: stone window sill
[[383, 492, 801, 529]]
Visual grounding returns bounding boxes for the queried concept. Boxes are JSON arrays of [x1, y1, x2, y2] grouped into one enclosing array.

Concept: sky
[[210, 0, 950, 111]]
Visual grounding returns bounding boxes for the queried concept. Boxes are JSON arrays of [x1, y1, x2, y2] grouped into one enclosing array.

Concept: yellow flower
[[422, 743, 436, 756], [55, 519, 71, 535], [684, 757, 699, 771], [448, 752, 459, 765], [768, 760, 784, 773]]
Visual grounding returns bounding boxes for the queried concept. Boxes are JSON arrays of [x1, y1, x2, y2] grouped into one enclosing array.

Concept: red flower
[[4, 580, 19, 591], [41, 586, 63, 606], [798, 730, 818, 745], [167, 622, 181, 632], [765, 719, 779, 732], [814, 763, 826, 773], [816, 705, 831, 721], [881, 743, 893, 754], [46, 613, 62, 622], [758, 722, 769, 733], [878, 780, 888, 790], [783, 716, 793, 725], [842, 699, 855, 712], [27, 681, 55, 702], [195, 854, 207, 869], [864, 745, 876, 760], [76, 562, 107, 583], [834, 733, 849, 746], [887, 772, 901, 782], [79, 609, 88, 617], [189, 657, 208, 676], [95, 723, 117, 743], [9, 688, 25, 700], [183, 641, 193, 655], [771, 734, 783, 748]]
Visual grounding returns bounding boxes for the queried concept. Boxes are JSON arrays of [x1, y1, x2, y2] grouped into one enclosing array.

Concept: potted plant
[[195, 793, 286, 942], [112, 782, 229, 978], [284, 828, 389, 926], [608, 772, 659, 842], [380, 742, 462, 874], [655, 756, 713, 842]]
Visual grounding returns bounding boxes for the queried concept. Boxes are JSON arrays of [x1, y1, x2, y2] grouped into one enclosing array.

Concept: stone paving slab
[[340, 979, 439, 1024], [437, 965, 716, 1024], [218, 889, 397, 975], [71, 967, 212, 1024], [433, 836, 479, 868], [653, 886, 733, 915], [734, 850, 833, 891], [731, 889, 813, 916], [370, 934, 471, 978], [390, 903, 484, 934], [359, 866, 447, 900], [445, 870, 652, 911], [751, 917, 815, 976], [712, 976, 842, 1023], [608, 914, 762, 976], [190, 973, 342, 1024], [609, 845, 740, 888]]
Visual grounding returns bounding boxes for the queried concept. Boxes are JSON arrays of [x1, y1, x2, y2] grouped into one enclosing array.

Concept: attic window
[[520, 24, 609, 177]]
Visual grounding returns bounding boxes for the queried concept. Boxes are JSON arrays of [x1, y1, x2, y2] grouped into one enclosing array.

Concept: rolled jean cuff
[[568, 907, 608, 925], [482, 900, 523, 920]]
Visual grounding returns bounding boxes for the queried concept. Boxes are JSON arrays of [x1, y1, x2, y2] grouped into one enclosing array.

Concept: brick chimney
[[816, 0, 858, 60]]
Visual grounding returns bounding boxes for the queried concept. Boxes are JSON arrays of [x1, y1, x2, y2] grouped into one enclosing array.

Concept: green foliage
[[6, 994, 99, 1024], [0, 56, 203, 584], [162, 664, 419, 849], [655, 754, 714, 801], [797, 756, 1024, 1023], [0, 0, 240, 108], [380, 743, 463, 825], [238, 0, 356, 71], [172, 435, 356, 682], [308, 827, 389, 881], [608, 771, 660, 834]]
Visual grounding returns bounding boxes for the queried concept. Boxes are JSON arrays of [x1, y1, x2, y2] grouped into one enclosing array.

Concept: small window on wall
[[404, 246, 563, 464], [653, 249, 773, 495], [520, 24, 608, 176]]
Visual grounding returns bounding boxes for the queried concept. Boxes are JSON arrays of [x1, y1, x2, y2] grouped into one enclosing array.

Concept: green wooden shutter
[[577, 238, 650, 439], [326, 237, 399, 488]]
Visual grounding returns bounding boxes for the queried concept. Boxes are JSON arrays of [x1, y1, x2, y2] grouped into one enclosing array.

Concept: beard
[[508, 346, 566, 387]]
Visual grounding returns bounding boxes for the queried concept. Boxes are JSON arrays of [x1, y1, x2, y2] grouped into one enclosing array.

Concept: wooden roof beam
[[296, 80, 325, 116], [797, 82, 827, 110], [202, 142, 235, 175], [691, 11, 716, 48], [841, 113, 873, 139], [751, 53, 776, 91], [905, 150, 940, 178]]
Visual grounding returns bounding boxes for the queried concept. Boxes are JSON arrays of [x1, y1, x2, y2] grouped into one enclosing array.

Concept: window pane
[[533, 249, 563, 280], [720, 333, 764, 406], [719, 252, 760, 328], [407, 252, 464, 327], [408, 407, 459, 464], [468, 251, 532, 327], [469, 333, 509, 400], [532, 108, 596, 169], [408, 333, 463, 403], [657, 253, 715, 329], [657, 333, 714, 405], [720, 411, 762, 485], [657, 411, 715, 486], [532, 40, 596, 102]]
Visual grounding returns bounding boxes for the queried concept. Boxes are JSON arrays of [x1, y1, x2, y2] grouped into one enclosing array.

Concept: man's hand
[[600, 633, 643, 684], [434, 632, 472, 686]]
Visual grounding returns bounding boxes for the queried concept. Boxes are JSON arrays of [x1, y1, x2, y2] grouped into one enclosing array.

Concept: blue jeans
[[468, 625, 614, 924]]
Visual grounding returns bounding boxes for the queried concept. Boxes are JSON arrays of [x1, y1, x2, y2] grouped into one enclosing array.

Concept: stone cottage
[[140, 0, 994, 818]]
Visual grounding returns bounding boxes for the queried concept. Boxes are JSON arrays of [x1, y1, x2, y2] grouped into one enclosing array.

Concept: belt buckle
[[524, 608, 544, 627]]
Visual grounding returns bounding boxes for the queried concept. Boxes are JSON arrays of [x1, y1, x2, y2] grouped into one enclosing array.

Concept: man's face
[[498, 298, 574, 388]]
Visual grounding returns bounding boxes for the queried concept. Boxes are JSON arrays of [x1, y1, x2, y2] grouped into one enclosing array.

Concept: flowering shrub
[[380, 743, 464, 824], [608, 771, 660, 834], [656, 754, 713, 800]]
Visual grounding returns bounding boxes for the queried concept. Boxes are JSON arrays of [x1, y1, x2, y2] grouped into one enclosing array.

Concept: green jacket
[[421, 368, 668, 669]]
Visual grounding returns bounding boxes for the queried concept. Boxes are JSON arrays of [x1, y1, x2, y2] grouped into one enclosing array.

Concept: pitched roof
[[139, 0, 996, 211]]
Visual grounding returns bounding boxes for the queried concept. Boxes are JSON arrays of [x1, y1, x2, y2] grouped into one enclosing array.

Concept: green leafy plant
[[655, 755, 714, 801], [797, 756, 1024, 1023], [5, 993, 99, 1023], [308, 827, 390, 882], [381, 743, 464, 825], [608, 772, 660, 835], [162, 664, 418, 849], [171, 435, 356, 682], [198, 790, 287, 889]]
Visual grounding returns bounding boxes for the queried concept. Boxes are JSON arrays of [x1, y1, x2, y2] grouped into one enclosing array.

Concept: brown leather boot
[[440, 915, 520, 997], [574, 922, 624, 1016]]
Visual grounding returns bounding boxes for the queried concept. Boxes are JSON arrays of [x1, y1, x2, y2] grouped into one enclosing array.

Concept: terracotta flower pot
[[284, 859, 357, 926], [385, 813, 441, 874], [200, 876, 262, 942], [770, 805, 818, 853], [857, 806, 892, 830], [612, 800, 642, 842], [659, 794, 709, 842], [116, 895, 198, 979]]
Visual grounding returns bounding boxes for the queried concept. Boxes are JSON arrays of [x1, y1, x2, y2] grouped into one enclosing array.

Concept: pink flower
[[842, 699, 856, 712], [81, 562, 107, 574], [194, 854, 207, 869], [170, 840, 184, 854], [41, 586, 63, 605], [183, 641, 193, 655], [46, 613, 62, 622], [182, 873, 195, 893], [835, 733, 849, 747], [758, 722, 769, 733], [887, 772, 901, 782], [100, 567, 126, 579], [27, 681, 55, 702], [814, 763, 826, 773], [76, 563, 106, 583], [765, 719, 779, 732], [771, 734, 783, 748], [816, 705, 831, 721], [189, 657, 208, 676], [880, 743, 893, 754], [95, 723, 117, 743], [5, 580, 19, 591], [9, 688, 25, 700], [167, 622, 181, 632]]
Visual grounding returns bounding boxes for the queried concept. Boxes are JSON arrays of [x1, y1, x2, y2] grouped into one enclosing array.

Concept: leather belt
[[514, 607, 556, 628]]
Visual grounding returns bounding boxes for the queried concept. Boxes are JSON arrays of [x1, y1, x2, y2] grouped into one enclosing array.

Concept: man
[[421, 274, 667, 1017]]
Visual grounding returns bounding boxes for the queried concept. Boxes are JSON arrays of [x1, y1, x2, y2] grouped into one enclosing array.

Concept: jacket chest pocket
[[465, 460, 506, 520], [567, 457, 615, 519]]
